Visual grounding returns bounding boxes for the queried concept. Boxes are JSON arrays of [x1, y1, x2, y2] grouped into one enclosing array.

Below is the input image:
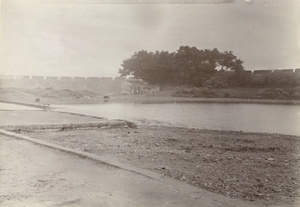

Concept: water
[[54, 103, 300, 136]]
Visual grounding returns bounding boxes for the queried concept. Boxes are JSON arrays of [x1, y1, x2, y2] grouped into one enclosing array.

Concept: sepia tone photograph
[[0, 0, 299, 206]]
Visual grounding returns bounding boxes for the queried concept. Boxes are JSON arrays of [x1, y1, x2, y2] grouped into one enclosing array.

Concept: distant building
[[121, 79, 160, 95]]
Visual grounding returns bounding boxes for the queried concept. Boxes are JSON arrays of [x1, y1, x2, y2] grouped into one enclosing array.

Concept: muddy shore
[[16, 124, 300, 207]]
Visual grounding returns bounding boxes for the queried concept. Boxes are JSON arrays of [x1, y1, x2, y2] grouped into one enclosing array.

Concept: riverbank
[[0, 88, 104, 105], [16, 125, 300, 207], [109, 94, 300, 105], [1, 88, 300, 106], [1, 108, 299, 206]]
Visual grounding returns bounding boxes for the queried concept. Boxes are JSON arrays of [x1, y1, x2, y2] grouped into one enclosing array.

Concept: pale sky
[[1, 0, 299, 77]]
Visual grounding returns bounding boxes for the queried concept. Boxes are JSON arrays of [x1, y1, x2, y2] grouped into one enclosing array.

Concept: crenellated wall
[[247, 68, 298, 75], [1, 68, 299, 93], [0, 76, 124, 95]]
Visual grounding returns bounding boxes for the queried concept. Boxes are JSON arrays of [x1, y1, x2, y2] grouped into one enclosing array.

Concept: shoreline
[[1, 87, 300, 106], [109, 95, 300, 105], [1, 96, 300, 108]]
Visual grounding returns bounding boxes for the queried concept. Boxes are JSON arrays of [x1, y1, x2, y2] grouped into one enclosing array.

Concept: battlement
[[0, 69, 299, 93], [0, 76, 124, 95], [294, 68, 300, 74], [253, 70, 272, 75], [32, 76, 45, 80], [248, 68, 299, 76], [0, 75, 121, 80], [73, 77, 86, 81]]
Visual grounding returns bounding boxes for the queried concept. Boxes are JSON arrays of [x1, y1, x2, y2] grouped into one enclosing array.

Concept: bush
[[173, 87, 215, 97], [223, 92, 230, 98], [291, 87, 300, 99], [256, 88, 290, 99], [203, 77, 228, 88]]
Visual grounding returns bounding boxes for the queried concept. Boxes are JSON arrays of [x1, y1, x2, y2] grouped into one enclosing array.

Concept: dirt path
[[0, 135, 258, 207]]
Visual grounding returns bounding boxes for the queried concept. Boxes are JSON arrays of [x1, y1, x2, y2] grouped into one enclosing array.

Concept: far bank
[[1, 87, 300, 106]]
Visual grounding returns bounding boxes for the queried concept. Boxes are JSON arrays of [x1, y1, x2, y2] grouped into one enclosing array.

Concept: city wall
[[0, 68, 299, 94], [246, 68, 300, 75], [0, 76, 126, 95]]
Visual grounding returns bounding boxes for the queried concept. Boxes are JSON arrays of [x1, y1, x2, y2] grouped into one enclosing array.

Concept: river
[[53, 102, 300, 136]]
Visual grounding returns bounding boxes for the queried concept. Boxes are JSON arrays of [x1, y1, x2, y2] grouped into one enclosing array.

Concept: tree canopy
[[119, 46, 245, 86]]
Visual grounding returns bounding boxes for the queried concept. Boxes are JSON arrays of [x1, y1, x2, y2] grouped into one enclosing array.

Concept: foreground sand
[[1, 105, 299, 206], [16, 124, 300, 206], [4, 135, 247, 207]]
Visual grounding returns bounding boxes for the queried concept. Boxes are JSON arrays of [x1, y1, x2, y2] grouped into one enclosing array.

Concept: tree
[[217, 51, 244, 72], [118, 46, 245, 86], [119, 50, 177, 84]]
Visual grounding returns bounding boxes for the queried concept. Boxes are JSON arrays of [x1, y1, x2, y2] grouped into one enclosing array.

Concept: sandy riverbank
[[3, 116, 297, 207], [0, 88, 104, 105]]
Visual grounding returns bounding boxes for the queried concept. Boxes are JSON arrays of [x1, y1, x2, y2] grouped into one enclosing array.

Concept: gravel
[[22, 125, 300, 206]]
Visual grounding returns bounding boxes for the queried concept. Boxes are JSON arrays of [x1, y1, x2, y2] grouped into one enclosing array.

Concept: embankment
[[0, 99, 50, 110], [1, 87, 300, 107], [110, 94, 300, 105]]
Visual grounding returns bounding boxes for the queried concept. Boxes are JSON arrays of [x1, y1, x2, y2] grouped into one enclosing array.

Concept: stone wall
[[248, 69, 298, 75], [1, 68, 299, 93], [0, 76, 123, 95]]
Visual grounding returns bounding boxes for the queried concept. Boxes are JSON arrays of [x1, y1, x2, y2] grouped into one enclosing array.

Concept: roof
[[124, 79, 159, 88], [123, 79, 144, 86]]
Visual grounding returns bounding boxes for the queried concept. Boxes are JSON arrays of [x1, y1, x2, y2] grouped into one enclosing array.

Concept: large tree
[[118, 46, 244, 86]]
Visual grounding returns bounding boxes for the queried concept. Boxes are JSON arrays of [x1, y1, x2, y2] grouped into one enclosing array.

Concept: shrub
[[223, 92, 230, 98]]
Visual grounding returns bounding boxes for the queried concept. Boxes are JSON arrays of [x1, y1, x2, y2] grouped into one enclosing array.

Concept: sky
[[0, 0, 299, 77]]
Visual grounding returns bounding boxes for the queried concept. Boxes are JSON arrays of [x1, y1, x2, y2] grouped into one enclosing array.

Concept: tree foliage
[[119, 46, 244, 86]]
